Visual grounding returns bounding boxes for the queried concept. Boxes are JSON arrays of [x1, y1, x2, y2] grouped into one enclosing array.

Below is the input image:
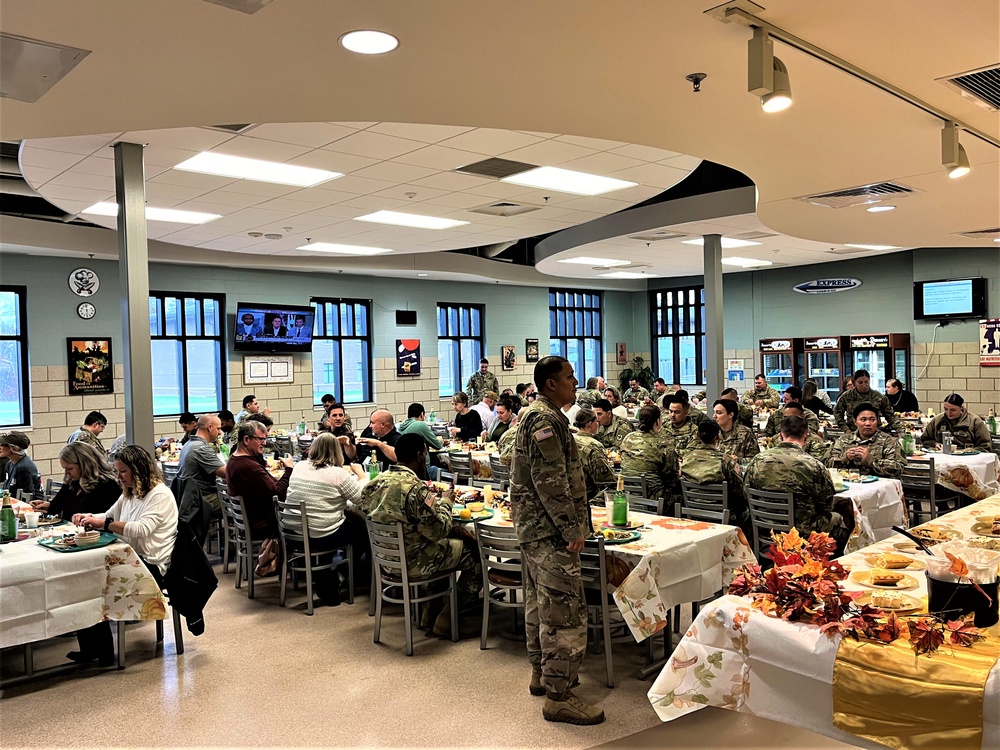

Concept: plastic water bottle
[[902, 432, 914, 456], [612, 475, 629, 527], [429, 411, 436, 423], [368, 461, 380, 480], [298, 415, 306, 436]]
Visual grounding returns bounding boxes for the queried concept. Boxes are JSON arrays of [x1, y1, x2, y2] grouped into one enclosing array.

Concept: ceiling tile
[[193, 190, 261, 207], [337, 195, 410, 211], [395, 144, 490, 171], [308, 204, 365, 219], [70, 154, 115, 178], [437, 128, 545, 155], [253, 197, 341, 213], [407, 170, 494, 192], [558, 151, 645, 175], [660, 154, 702, 171], [367, 122, 476, 143], [322, 174, 397, 195], [149, 170, 237, 190], [333, 122, 378, 130], [609, 143, 683, 162], [142, 145, 202, 168], [559, 196, 633, 213], [323, 130, 424, 160], [373, 185, 449, 202], [43, 185, 112, 203], [127, 127, 235, 151], [26, 134, 117, 156], [288, 149, 379, 174], [244, 122, 356, 148], [554, 134, 630, 151], [45, 171, 116, 192], [20, 166, 61, 187], [271, 187, 342, 206], [609, 162, 689, 188], [499, 139, 594, 166], [517, 130, 558, 139], [351, 161, 437, 183], [209, 207, 296, 226], [466, 181, 534, 200], [209, 135, 313, 162], [213, 180, 300, 198], [417, 191, 495, 209], [18, 148, 86, 172]]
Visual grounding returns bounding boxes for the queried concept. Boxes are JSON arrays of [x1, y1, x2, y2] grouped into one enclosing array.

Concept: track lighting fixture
[[942, 121, 971, 179], [748, 27, 792, 113]]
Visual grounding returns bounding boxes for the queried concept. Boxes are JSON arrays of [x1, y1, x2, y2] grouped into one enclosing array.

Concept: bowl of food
[[466, 501, 485, 513], [73, 530, 101, 546]]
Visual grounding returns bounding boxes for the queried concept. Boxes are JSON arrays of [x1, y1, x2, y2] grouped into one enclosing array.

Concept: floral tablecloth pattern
[[99, 544, 168, 622]]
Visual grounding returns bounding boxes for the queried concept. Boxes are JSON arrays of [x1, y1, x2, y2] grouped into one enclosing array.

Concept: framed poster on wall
[[397, 339, 421, 376], [502, 345, 516, 371], [981, 319, 1000, 367], [67, 339, 113, 395], [525, 338, 539, 363], [243, 355, 294, 385]]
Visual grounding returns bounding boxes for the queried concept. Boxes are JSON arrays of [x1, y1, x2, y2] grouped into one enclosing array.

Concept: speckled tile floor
[[1, 563, 853, 749]]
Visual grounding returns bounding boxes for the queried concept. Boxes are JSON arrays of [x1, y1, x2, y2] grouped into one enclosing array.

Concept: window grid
[[0, 286, 29, 428], [650, 286, 706, 387], [149, 291, 227, 418], [437, 303, 485, 397], [548, 289, 602, 383], [311, 298, 373, 405]]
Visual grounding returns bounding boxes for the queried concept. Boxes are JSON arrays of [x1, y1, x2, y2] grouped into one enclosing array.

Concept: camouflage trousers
[[401, 538, 482, 602], [522, 536, 587, 697]]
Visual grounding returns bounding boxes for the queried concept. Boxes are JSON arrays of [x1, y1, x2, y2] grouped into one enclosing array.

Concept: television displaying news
[[234, 303, 314, 352]]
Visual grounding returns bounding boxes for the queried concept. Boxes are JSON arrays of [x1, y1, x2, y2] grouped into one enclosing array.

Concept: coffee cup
[[24, 512, 40, 529]]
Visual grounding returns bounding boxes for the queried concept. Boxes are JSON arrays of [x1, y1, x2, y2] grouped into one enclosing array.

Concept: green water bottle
[[298, 415, 307, 436], [1, 490, 16, 542], [429, 411, 436, 423], [902, 431, 914, 456], [368, 460, 380, 480], [612, 475, 628, 527], [988, 409, 997, 436]]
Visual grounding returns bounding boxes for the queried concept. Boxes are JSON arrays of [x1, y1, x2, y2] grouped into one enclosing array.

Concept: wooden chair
[[366, 519, 458, 655], [746, 487, 795, 561], [473, 522, 524, 649], [900, 457, 959, 525]]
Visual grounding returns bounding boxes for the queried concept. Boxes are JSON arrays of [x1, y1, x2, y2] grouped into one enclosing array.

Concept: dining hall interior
[[1, 1, 999, 748]]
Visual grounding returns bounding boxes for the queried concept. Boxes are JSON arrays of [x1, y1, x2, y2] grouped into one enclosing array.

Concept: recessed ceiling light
[[681, 237, 762, 249], [353, 210, 469, 230], [720, 257, 773, 268], [339, 30, 399, 55], [82, 202, 221, 224], [866, 205, 896, 213], [599, 271, 648, 279], [417, 273, 428, 277], [557, 256, 631, 267], [843, 243, 900, 251], [297, 242, 393, 255], [174, 152, 341, 187], [993, 238, 1000, 243], [501, 166, 637, 196]]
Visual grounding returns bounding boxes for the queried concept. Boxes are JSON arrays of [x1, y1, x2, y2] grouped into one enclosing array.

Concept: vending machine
[[802, 336, 842, 399], [846, 333, 910, 392], [759, 338, 800, 391]]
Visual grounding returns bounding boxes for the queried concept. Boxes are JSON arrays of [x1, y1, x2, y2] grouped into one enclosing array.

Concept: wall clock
[[77, 302, 97, 319]]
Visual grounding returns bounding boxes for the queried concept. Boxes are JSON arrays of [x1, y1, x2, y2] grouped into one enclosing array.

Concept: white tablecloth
[[912, 450, 1000, 497], [648, 496, 1000, 749], [837, 477, 906, 553]]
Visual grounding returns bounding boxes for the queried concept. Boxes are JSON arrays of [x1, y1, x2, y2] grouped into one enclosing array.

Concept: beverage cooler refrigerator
[[759, 338, 801, 391], [845, 333, 910, 392], [802, 336, 842, 400]]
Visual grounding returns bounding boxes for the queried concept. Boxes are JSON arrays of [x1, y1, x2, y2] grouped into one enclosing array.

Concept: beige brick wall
[[912, 341, 1000, 417]]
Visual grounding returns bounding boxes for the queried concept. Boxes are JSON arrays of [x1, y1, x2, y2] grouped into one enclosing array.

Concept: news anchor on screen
[[237, 312, 263, 341]]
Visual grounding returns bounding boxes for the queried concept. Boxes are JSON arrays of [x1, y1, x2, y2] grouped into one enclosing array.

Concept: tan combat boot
[[542, 690, 605, 725]]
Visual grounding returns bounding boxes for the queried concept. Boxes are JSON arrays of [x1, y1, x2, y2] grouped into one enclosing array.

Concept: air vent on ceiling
[[827, 247, 875, 255], [205, 123, 257, 134], [470, 201, 542, 217], [628, 230, 687, 242], [454, 158, 537, 180], [938, 64, 1000, 112], [203, 0, 274, 14], [797, 182, 917, 209], [732, 231, 778, 240], [956, 227, 1000, 240]]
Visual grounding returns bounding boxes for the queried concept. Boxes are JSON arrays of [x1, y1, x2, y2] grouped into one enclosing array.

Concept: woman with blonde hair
[[33, 441, 119, 520]]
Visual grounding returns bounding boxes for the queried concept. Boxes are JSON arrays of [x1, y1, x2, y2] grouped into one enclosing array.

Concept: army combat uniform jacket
[[718, 424, 760, 461], [742, 385, 781, 408], [920, 411, 992, 451], [619, 430, 679, 503], [596, 414, 633, 449], [827, 430, 906, 478], [573, 433, 617, 502], [466, 371, 499, 405], [679, 445, 750, 524], [744, 441, 837, 537], [764, 406, 821, 437], [663, 417, 699, 455], [622, 385, 650, 403], [834, 388, 900, 435], [576, 388, 603, 409]]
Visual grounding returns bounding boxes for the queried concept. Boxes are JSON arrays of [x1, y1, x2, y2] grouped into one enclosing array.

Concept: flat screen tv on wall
[[913, 278, 987, 321], [234, 302, 314, 352]]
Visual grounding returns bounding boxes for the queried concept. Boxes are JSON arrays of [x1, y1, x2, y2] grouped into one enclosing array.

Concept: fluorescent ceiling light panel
[[720, 256, 773, 268], [501, 166, 637, 196], [173, 152, 341, 187], [353, 210, 469, 230], [82, 202, 221, 224], [866, 205, 896, 213], [843, 243, 899, 251], [297, 242, 393, 255], [681, 237, 762, 249], [339, 30, 399, 54], [599, 271, 648, 279], [557, 256, 631, 267]]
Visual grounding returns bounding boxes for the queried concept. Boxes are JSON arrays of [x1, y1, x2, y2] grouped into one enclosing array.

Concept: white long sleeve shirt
[[103, 483, 178, 575]]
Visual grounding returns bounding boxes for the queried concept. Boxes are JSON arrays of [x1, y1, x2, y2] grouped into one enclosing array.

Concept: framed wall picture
[[616, 342, 628, 365], [242, 355, 294, 385], [525, 338, 539, 362], [397, 339, 421, 376], [502, 345, 516, 371], [67, 338, 114, 395]]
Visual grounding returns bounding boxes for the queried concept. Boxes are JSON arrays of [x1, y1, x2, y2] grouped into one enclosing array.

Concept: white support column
[[703, 234, 725, 401]]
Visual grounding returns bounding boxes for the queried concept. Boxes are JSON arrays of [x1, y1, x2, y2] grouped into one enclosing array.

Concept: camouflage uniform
[[827, 430, 906, 478], [764, 406, 820, 437], [510, 395, 589, 696], [744, 441, 847, 543], [663, 417, 699, 456], [573, 433, 617, 502], [498, 422, 518, 466], [595, 414, 633, 449], [622, 385, 650, 403], [67, 427, 105, 454], [618, 429, 679, 504], [920, 411, 992, 451], [576, 389, 603, 409], [742, 385, 781, 408], [766, 432, 830, 463], [737, 403, 754, 428], [833, 388, 900, 434], [679, 446, 750, 527], [466, 371, 500, 405], [718, 424, 760, 461], [687, 406, 712, 426], [359, 465, 481, 599]]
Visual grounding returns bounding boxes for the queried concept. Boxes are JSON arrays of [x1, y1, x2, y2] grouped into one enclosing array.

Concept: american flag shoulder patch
[[533, 428, 554, 442]]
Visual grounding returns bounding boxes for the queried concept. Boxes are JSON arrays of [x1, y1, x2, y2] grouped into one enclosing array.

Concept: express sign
[[793, 278, 862, 294]]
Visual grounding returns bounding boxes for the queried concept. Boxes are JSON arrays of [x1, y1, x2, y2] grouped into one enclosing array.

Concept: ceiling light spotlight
[[339, 30, 399, 55], [685, 72, 707, 93], [866, 205, 896, 213], [941, 121, 971, 179], [748, 28, 792, 113]]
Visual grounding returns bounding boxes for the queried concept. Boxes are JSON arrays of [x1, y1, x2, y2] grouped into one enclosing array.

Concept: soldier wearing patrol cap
[[510, 356, 605, 725]]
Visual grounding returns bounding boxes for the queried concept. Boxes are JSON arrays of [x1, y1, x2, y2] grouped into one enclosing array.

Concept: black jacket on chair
[[170, 474, 213, 545], [163, 519, 218, 621]]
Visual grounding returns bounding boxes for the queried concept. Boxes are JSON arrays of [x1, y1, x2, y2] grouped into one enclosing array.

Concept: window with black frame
[[0, 286, 29, 428], [650, 286, 706, 387], [311, 298, 372, 405], [437, 303, 484, 397], [148, 292, 226, 417], [549, 289, 602, 383]]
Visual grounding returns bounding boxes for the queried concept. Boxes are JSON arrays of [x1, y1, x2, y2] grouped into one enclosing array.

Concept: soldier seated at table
[[834, 369, 900, 435], [622, 378, 650, 404], [763, 387, 820, 437], [711, 398, 760, 461], [680, 421, 752, 541], [765, 402, 830, 463], [919, 393, 993, 451], [572, 408, 617, 502], [593, 399, 633, 449], [742, 374, 780, 409], [720, 388, 754, 428], [619, 405, 679, 509], [826, 403, 906, 478], [662, 396, 700, 455], [745, 415, 853, 556]]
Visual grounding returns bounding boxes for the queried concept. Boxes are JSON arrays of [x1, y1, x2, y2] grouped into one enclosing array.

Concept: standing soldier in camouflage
[[593, 399, 634, 449], [572, 409, 617, 502], [827, 404, 906, 478], [622, 378, 650, 403], [619, 405, 679, 508], [510, 356, 605, 725], [680, 421, 752, 540], [466, 358, 500, 405], [744, 415, 852, 554], [359, 433, 482, 634], [833, 369, 900, 435], [742, 374, 781, 409], [712, 399, 760, 461], [663, 396, 700, 455]]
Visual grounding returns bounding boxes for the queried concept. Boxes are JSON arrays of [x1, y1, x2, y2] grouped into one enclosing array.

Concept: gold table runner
[[833, 633, 1000, 750]]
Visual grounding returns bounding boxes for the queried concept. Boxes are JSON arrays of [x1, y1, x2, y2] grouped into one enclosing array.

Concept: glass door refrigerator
[[802, 336, 842, 400], [846, 333, 910, 392], [759, 338, 799, 392]]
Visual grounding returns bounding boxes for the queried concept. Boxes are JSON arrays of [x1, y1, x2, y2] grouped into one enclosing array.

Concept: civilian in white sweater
[[284, 433, 368, 604]]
